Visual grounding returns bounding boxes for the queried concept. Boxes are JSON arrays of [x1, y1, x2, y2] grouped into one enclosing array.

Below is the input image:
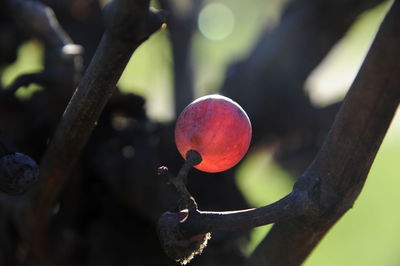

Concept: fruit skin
[[0, 152, 39, 195], [175, 94, 252, 173]]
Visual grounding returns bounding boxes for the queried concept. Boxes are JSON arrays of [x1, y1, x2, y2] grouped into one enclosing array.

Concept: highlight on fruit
[[174, 94, 252, 173]]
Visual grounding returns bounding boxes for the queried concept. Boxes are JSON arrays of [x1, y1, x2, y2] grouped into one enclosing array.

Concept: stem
[[166, 150, 202, 210]]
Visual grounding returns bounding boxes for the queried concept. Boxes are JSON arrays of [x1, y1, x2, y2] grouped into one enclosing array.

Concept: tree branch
[[22, 0, 165, 264], [221, 0, 385, 175], [179, 192, 307, 235], [159, 0, 203, 115], [222, 0, 386, 144], [246, 1, 400, 265]]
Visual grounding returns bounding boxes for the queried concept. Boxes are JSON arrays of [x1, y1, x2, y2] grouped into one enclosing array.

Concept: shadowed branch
[[19, 0, 166, 264]]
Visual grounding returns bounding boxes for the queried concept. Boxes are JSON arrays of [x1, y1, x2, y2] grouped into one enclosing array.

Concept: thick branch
[[221, 0, 385, 175], [246, 1, 400, 265], [24, 0, 165, 264]]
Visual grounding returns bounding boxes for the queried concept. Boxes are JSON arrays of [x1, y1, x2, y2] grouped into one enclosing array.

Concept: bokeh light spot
[[198, 3, 235, 41]]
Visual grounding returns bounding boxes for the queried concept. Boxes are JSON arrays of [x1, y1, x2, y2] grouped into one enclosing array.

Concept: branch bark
[[22, 0, 165, 264], [246, 1, 400, 265]]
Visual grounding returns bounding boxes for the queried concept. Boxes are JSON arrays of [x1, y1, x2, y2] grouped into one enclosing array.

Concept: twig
[[159, 150, 202, 210], [2, 73, 47, 95]]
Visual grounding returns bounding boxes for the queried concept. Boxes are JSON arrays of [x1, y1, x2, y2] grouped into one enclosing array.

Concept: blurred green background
[[2, 0, 399, 265]]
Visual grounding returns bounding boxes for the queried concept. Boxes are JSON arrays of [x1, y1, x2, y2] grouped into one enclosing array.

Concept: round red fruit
[[175, 94, 252, 173]]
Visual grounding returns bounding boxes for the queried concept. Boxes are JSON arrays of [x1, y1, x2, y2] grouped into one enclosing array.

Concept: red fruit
[[175, 94, 252, 173]]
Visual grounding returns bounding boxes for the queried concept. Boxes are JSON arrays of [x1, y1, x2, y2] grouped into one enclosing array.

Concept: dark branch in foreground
[[246, 1, 400, 265], [16, 0, 166, 265], [222, 0, 385, 175], [159, 1, 400, 264]]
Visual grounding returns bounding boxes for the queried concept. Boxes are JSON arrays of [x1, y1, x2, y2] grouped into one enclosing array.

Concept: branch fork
[[157, 150, 314, 264]]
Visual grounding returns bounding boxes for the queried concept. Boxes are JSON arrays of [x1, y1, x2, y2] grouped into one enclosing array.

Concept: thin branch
[[22, 0, 165, 264], [3, 73, 47, 95], [246, 1, 400, 265], [159, 150, 202, 210], [180, 192, 308, 236]]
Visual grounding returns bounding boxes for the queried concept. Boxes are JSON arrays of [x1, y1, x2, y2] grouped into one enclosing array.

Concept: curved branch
[[158, 185, 318, 264], [159, 150, 313, 236], [246, 1, 400, 265], [180, 191, 310, 236], [221, 0, 385, 175]]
